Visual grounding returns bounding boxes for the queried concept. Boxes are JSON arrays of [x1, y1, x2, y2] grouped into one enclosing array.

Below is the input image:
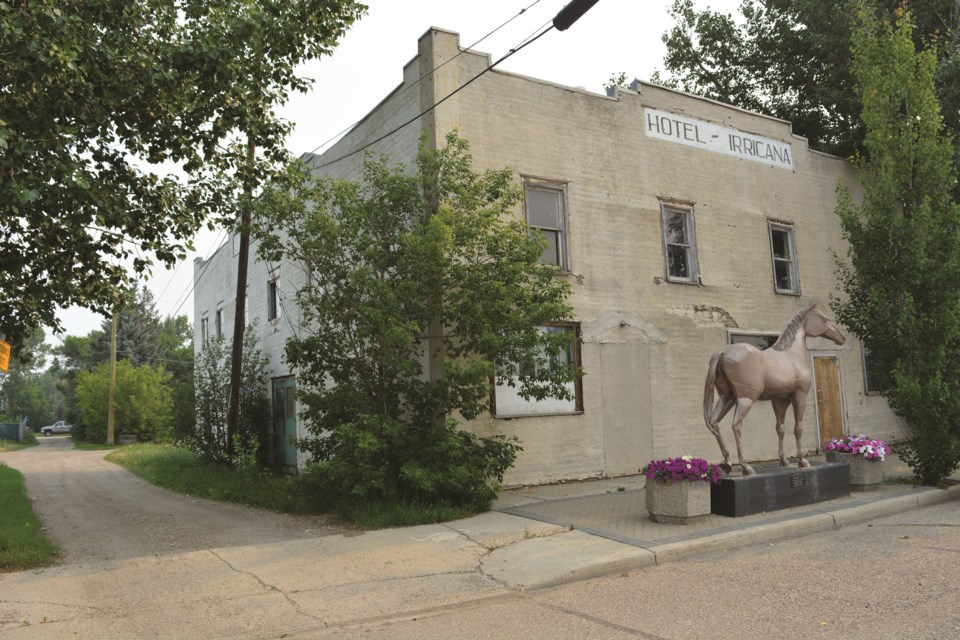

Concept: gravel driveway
[[0, 437, 350, 564]]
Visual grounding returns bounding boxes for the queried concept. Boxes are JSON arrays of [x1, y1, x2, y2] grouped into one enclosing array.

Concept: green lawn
[[0, 463, 59, 570], [69, 436, 119, 451], [106, 444, 325, 514], [105, 443, 481, 528]]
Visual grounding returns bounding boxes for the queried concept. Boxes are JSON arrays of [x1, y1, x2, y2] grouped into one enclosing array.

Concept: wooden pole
[[226, 137, 256, 460], [107, 310, 118, 445]]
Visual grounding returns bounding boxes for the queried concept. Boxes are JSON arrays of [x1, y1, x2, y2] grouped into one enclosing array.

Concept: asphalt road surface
[[0, 436, 349, 563], [315, 498, 960, 640]]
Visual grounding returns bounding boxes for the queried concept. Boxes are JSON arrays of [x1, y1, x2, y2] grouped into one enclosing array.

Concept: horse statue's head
[[803, 304, 845, 345]]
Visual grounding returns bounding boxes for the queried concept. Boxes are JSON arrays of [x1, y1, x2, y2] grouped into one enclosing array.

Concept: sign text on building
[[643, 108, 794, 170]]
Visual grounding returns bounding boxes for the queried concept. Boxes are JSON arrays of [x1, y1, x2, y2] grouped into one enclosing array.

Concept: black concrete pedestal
[[710, 462, 850, 517]]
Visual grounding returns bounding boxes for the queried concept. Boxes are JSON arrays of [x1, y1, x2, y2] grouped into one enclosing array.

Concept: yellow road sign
[[0, 340, 10, 373]]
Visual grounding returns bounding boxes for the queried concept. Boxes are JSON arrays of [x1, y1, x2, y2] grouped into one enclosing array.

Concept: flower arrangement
[[642, 455, 723, 484], [824, 434, 889, 461]]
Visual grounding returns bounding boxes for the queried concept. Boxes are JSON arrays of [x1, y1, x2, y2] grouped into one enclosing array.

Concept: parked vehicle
[[41, 421, 72, 436]]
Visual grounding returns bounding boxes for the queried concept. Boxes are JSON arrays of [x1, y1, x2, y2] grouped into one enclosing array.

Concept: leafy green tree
[[192, 326, 269, 465], [0, 328, 62, 429], [159, 315, 196, 443], [74, 360, 173, 443], [653, 0, 959, 162], [832, 6, 960, 485], [254, 133, 577, 509], [0, 0, 366, 349]]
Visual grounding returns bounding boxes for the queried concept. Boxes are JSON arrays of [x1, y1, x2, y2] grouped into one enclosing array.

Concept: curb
[[494, 483, 960, 591]]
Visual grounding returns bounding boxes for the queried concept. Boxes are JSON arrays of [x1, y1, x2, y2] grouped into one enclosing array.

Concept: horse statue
[[703, 303, 846, 476]]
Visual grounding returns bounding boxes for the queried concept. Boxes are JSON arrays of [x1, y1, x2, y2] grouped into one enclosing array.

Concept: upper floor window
[[524, 181, 568, 270], [215, 306, 223, 340], [769, 222, 800, 294], [660, 203, 699, 284], [200, 315, 209, 343], [268, 280, 281, 321]]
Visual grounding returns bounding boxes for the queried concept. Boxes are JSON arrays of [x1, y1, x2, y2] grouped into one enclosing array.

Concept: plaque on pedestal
[[710, 461, 849, 517]]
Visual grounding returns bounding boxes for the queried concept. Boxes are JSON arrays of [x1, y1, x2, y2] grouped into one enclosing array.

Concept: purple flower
[[643, 456, 723, 484]]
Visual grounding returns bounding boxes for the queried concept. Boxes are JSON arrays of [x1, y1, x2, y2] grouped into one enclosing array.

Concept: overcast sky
[[54, 0, 741, 340]]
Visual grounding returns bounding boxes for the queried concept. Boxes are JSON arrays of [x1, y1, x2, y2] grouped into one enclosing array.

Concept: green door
[[272, 377, 298, 470]]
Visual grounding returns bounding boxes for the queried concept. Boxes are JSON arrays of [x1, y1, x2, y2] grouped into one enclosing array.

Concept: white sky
[[53, 0, 741, 340]]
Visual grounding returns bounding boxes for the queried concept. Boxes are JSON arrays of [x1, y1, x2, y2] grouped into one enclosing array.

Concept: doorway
[[272, 377, 298, 470], [812, 356, 844, 449]]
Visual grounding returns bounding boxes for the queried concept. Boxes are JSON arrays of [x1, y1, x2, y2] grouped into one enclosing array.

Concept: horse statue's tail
[[703, 352, 722, 437]]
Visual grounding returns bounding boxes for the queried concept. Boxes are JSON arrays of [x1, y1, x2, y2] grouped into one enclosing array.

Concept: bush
[[305, 415, 521, 511], [192, 326, 269, 466], [74, 360, 173, 443]]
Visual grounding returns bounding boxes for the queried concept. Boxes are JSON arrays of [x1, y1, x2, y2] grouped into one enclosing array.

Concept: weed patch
[[0, 463, 59, 570]]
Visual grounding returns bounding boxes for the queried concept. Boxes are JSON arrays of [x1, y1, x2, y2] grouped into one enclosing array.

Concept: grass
[[0, 463, 59, 570], [106, 444, 325, 514], [105, 443, 490, 527], [69, 437, 120, 451], [0, 433, 38, 452], [336, 499, 479, 530]]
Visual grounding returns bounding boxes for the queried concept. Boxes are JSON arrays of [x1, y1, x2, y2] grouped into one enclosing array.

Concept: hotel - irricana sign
[[644, 108, 794, 170]]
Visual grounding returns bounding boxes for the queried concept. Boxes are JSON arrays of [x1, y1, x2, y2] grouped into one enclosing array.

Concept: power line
[[168, 228, 229, 319], [306, 20, 556, 173], [304, 0, 547, 157]]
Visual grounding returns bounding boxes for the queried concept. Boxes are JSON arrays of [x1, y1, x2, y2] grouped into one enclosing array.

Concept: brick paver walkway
[[497, 483, 924, 548]]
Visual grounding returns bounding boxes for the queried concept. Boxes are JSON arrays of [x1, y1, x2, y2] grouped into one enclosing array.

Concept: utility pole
[[226, 137, 256, 460], [107, 310, 118, 445]]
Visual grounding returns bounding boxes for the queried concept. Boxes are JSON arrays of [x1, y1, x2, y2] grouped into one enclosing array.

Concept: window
[[215, 306, 223, 340], [769, 222, 800, 294], [524, 181, 568, 269], [729, 332, 778, 350], [660, 203, 698, 283], [267, 280, 281, 321], [861, 342, 887, 395], [493, 324, 582, 417], [200, 315, 209, 343]]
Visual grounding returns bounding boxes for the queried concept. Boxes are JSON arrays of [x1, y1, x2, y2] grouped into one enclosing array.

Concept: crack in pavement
[[207, 550, 327, 628]]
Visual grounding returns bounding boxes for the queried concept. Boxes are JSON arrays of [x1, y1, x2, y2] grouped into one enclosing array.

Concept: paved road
[[314, 499, 960, 639], [0, 436, 349, 563]]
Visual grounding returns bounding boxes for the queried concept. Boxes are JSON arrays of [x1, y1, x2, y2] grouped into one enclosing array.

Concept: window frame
[[659, 202, 699, 284], [861, 342, 886, 396], [491, 322, 583, 419], [267, 279, 281, 322], [768, 220, 801, 295], [200, 314, 209, 343], [523, 178, 569, 271], [728, 331, 779, 350], [215, 305, 223, 340]]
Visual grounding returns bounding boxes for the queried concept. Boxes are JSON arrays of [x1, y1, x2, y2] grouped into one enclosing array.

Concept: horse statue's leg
[[772, 398, 790, 466], [791, 392, 811, 468], [707, 394, 735, 473], [731, 397, 757, 476]]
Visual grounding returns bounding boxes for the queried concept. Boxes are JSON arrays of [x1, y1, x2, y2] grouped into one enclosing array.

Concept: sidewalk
[[1, 455, 958, 638]]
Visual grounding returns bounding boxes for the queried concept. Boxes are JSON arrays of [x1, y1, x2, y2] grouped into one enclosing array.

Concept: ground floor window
[[493, 324, 582, 417], [728, 332, 778, 350]]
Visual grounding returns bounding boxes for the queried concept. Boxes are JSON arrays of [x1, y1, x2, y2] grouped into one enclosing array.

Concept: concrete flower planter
[[826, 451, 884, 490], [645, 479, 711, 524]]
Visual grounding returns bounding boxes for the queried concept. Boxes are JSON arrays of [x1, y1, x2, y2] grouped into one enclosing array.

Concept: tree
[[74, 360, 173, 443], [0, 0, 366, 349], [0, 327, 62, 429], [832, 5, 960, 485], [254, 133, 578, 509], [192, 325, 269, 465], [653, 0, 959, 162], [93, 284, 165, 366]]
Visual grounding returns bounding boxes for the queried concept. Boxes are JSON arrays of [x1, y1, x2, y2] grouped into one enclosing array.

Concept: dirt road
[[0, 437, 349, 563]]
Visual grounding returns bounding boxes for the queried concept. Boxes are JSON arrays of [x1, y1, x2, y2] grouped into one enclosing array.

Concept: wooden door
[[813, 356, 844, 448]]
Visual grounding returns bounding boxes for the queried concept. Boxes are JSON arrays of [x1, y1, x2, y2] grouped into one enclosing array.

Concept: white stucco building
[[194, 28, 905, 483]]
